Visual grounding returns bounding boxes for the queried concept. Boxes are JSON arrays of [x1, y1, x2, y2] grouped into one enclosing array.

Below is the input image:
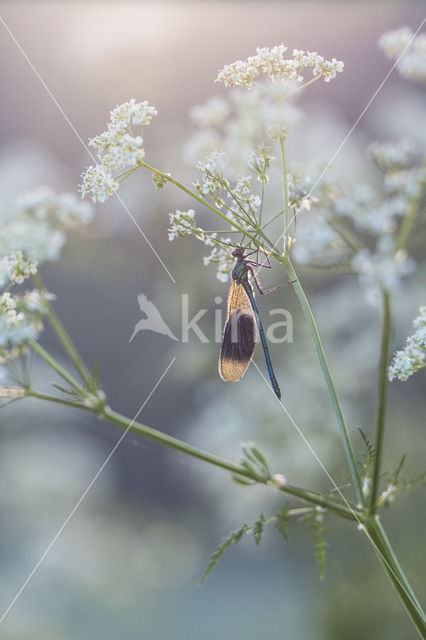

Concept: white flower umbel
[[352, 237, 415, 305], [1, 251, 38, 285], [217, 45, 344, 88], [80, 99, 158, 202], [388, 306, 426, 381], [378, 27, 413, 59], [203, 240, 234, 282], [379, 27, 426, 83], [168, 209, 204, 241], [0, 286, 54, 355], [0, 189, 93, 267]]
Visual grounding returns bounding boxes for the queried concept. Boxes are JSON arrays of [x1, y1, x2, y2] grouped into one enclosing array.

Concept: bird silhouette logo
[[129, 293, 178, 343]]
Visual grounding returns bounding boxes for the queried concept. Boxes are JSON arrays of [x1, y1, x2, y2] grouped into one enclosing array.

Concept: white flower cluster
[[16, 187, 93, 226], [185, 81, 302, 176], [369, 140, 419, 173], [352, 238, 415, 305], [379, 27, 426, 83], [388, 306, 426, 381], [0, 287, 54, 354], [217, 45, 344, 89], [0, 188, 94, 266], [203, 240, 234, 282], [80, 99, 158, 202], [380, 483, 397, 504], [378, 27, 413, 58], [0, 251, 37, 286], [168, 204, 234, 281], [168, 209, 204, 242]]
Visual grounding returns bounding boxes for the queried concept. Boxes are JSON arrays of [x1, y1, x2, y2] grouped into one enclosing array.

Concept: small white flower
[[352, 240, 415, 305], [370, 140, 418, 172], [379, 28, 426, 83], [168, 209, 204, 242], [16, 187, 56, 220], [272, 473, 287, 487], [378, 27, 413, 59], [2, 251, 38, 285], [380, 483, 397, 504], [80, 164, 119, 203], [203, 240, 234, 282], [388, 306, 426, 381], [216, 45, 343, 89], [80, 99, 158, 202], [0, 219, 65, 263]]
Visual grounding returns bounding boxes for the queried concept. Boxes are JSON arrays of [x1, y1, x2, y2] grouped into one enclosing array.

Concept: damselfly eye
[[232, 248, 244, 258]]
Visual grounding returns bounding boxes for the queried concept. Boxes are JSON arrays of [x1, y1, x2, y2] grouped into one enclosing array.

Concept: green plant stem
[[32, 273, 95, 391], [396, 165, 426, 251], [24, 385, 356, 520], [327, 217, 363, 253], [281, 255, 364, 505], [367, 516, 426, 639], [29, 340, 83, 394], [27, 389, 92, 411], [273, 483, 358, 521], [279, 136, 289, 255], [140, 161, 262, 247], [369, 290, 391, 512]]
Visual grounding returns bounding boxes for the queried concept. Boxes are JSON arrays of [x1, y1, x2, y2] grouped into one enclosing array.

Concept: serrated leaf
[[312, 519, 328, 580], [275, 503, 290, 540], [253, 513, 266, 546], [302, 509, 328, 580], [199, 524, 249, 584]]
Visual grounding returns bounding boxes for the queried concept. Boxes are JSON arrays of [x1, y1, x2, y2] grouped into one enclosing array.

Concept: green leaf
[[275, 503, 291, 540], [199, 524, 249, 584], [253, 513, 266, 546], [358, 427, 376, 478], [301, 509, 328, 580], [391, 454, 407, 486], [404, 470, 426, 492], [312, 518, 328, 580]]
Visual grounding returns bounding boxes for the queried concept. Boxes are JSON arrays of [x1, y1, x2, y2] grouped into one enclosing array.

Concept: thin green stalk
[[369, 290, 391, 512], [279, 136, 289, 255], [25, 387, 355, 519], [27, 389, 92, 412], [29, 340, 83, 395], [396, 164, 426, 251], [367, 517, 426, 638], [274, 483, 359, 521], [33, 273, 95, 391], [103, 405, 355, 518], [281, 256, 364, 505], [140, 161, 261, 247], [261, 208, 284, 229], [327, 217, 363, 253]]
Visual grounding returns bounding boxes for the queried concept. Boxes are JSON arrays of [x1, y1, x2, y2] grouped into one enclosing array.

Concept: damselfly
[[219, 247, 293, 399]]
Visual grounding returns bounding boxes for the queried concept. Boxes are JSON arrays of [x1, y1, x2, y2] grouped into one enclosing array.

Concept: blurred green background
[[0, 2, 425, 638]]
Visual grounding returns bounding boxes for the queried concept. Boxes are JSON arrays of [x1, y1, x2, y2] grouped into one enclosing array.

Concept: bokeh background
[[0, 2, 425, 639]]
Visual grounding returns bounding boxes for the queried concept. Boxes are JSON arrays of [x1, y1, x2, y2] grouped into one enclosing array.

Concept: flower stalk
[[369, 290, 391, 512]]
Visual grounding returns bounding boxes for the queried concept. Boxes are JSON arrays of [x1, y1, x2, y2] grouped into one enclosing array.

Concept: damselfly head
[[232, 247, 245, 259]]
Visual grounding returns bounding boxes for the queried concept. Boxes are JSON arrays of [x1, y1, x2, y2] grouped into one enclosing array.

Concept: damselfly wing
[[219, 280, 256, 383]]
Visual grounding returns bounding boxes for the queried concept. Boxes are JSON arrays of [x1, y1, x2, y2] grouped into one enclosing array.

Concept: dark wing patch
[[219, 310, 256, 382]]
